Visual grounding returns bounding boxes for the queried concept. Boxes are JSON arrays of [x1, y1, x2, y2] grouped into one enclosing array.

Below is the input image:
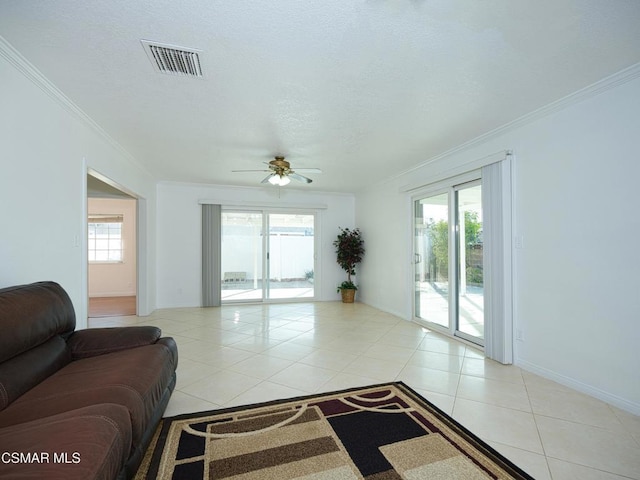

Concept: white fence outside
[[221, 233, 314, 281]]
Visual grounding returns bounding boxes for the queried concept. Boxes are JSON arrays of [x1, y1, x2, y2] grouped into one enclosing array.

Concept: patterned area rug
[[136, 382, 533, 479]]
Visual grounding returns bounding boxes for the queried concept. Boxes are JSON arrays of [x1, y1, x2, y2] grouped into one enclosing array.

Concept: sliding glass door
[[414, 180, 484, 345], [267, 213, 315, 299], [414, 193, 450, 328], [221, 210, 316, 302], [455, 182, 484, 343], [221, 211, 263, 301]]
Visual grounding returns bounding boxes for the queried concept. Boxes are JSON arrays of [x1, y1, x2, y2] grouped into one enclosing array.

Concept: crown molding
[[477, 62, 640, 142], [376, 62, 640, 189], [0, 35, 155, 181]]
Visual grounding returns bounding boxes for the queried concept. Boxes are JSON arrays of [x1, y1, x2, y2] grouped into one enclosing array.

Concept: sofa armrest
[[67, 327, 162, 359], [0, 404, 131, 480]]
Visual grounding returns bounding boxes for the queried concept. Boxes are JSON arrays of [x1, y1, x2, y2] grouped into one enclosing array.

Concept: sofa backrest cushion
[[0, 281, 76, 410], [0, 281, 76, 363], [0, 336, 71, 411]]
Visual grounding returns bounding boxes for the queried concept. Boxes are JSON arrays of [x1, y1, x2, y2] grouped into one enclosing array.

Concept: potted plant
[[333, 227, 365, 303]]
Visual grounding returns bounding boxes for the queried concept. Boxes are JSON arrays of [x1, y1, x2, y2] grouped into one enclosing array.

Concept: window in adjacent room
[[88, 214, 124, 262]]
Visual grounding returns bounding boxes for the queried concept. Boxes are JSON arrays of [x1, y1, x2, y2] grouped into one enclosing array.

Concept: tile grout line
[[522, 377, 553, 479]]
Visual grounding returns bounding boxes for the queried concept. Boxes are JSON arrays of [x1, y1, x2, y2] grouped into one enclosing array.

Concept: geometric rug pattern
[[136, 382, 534, 479]]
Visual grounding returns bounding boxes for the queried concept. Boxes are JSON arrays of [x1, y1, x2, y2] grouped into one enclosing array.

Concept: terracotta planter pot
[[341, 288, 356, 303]]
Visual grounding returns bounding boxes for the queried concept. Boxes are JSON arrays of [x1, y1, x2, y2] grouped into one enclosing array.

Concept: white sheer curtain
[[482, 157, 513, 364], [202, 204, 221, 307]]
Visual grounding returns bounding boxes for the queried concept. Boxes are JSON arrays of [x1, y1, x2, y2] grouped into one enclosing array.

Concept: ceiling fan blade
[[261, 174, 274, 184], [294, 168, 322, 173], [289, 172, 313, 184], [232, 169, 271, 173]]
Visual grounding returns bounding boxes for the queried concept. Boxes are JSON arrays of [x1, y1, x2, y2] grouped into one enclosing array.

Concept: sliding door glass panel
[[414, 193, 450, 329], [267, 213, 315, 299], [455, 184, 484, 343], [221, 212, 263, 301]]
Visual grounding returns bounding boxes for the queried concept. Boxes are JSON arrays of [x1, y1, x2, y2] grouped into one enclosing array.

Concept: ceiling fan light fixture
[[268, 174, 290, 186], [279, 175, 291, 186], [268, 175, 279, 185]]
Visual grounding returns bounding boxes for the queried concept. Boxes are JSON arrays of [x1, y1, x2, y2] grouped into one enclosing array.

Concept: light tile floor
[[90, 301, 640, 480]]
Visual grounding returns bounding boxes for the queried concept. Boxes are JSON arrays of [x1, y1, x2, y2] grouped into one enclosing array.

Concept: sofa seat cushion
[[0, 341, 177, 451], [0, 403, 131, 480]]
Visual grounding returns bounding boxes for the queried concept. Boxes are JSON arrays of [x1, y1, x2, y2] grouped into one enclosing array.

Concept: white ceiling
[[2, 1, 640, 193]]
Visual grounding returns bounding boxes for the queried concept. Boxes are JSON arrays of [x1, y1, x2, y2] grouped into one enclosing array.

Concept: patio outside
[[221, 279, 314, 301]]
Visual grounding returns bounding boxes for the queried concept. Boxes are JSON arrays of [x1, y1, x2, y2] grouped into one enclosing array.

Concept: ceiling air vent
[[141, 40, 203, 78]]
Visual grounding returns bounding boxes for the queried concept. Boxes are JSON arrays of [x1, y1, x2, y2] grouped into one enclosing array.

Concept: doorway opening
[[87, 174, 138, 318]]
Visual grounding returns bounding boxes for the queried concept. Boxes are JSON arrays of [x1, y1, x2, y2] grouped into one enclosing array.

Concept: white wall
[[156, 182, 355, 308], [356, 70, 640, 414], [0, 38, 157, 327], [87, 197, 137, 297]]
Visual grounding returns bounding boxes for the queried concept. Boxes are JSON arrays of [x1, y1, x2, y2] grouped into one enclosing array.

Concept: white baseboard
[[516, 359, 640, 416], [89, 291, 136, 298], [358, 297, 409, 321]]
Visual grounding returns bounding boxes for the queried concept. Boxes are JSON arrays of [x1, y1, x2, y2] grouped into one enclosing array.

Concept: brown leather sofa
[[0, 281, 178, 480]]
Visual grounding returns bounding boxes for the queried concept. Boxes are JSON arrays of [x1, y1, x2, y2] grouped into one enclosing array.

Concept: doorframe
[[85, 166, 147, 321]]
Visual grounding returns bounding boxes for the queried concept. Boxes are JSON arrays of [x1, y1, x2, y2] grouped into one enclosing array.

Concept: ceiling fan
[[233, 156, 322, 186]]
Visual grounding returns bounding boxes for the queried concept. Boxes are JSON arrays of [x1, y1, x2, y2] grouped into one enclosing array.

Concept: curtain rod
[[399, 150, 512, 193], [198, 199, 328, 210]]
